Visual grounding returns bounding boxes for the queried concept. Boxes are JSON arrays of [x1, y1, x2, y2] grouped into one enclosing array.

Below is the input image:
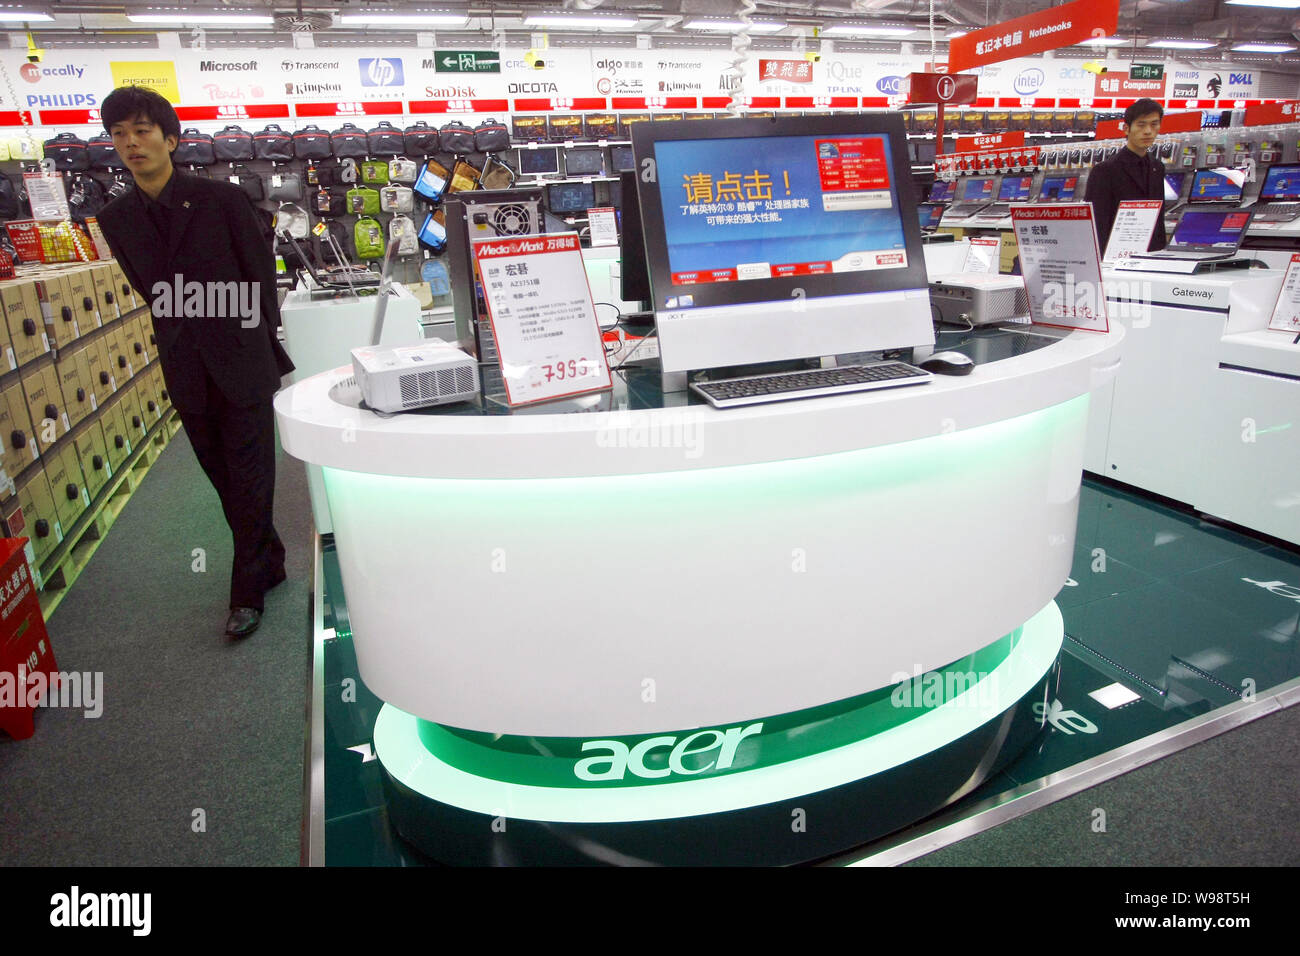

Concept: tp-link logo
[[876, 75, 904, 94], [360, 58, 403, 87], [1014, 68, 1045, 95]]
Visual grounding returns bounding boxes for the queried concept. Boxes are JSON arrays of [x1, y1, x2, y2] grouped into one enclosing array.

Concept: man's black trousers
[[175, 368, 284, 611]]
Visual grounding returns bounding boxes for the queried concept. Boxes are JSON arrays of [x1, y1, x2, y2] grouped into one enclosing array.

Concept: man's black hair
[[1124, 98, 1163, 127], [101, 85, 181, 145]]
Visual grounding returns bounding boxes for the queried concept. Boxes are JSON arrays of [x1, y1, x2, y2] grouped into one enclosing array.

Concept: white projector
[[351, 339, 480, 413], [929, 273, 1030, 326]]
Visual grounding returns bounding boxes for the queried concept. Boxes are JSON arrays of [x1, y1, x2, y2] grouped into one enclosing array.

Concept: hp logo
[[360, 58, 404, 87]]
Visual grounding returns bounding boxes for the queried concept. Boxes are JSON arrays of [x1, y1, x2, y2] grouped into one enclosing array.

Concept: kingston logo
[[575, 722, 763, 781]]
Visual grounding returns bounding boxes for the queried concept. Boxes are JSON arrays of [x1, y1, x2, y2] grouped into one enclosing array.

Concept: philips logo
[[359, 58, 403, 87], [1014, 68, 1046, 95], [876, 75, 904, 94]]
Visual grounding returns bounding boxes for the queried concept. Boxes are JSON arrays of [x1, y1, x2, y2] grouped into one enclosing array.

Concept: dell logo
[[1014, 68, 1045, 95], [876, 75, 904, 94], [1229, 72, 1253, 86]]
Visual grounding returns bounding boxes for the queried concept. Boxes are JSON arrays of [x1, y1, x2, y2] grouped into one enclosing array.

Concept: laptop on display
[[1186, 168, 1244, 206], [1035, 174, 1078, 202], [945, 176, 998, 218], [1250, 163, 1300, 222], [1129, 208, 1255, 261], [971, 175, 1033, 220]]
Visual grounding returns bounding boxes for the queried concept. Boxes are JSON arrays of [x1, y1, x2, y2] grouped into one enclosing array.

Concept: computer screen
[[610, 145, 636, 172], [918, 204, 945, 229], [618, 171, 651, 304], [1171, 209, 1252, 248], [1164, 172, 1188, 201], [1188, 169, 1243, 203], [564, 149, 604, 176], [547, 182, 596, 214], [958, 177, 996, 202], [630, 114, 932, 371], [997, 176, 1033, 201], [1038, 175, 1077, 201], [1259, 163, 1300, 201], [914, 140, 937, 166], [928, 179, 955, 202], [519, 147, 560, 175]]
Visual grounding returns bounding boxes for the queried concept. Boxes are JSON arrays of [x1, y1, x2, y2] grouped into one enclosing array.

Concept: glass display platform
[[315, 474, 1299, 866]]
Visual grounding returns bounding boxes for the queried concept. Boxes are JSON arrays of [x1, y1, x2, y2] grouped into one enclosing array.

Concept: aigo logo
[[1014, 68, 1045, 95], [359, 57, 403, 87], [876, 75, 904, 94]]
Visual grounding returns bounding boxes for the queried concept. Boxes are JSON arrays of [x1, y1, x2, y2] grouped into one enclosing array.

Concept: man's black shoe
[[226, 607, 262, 638], [266, 566, 287, 591]]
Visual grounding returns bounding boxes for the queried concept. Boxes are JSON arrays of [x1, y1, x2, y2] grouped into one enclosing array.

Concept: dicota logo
[[360, 57, 403, 87], [876, 75, 904, 94], [508, 81, 558, 93], [575, 722, 763, 781], [1014, 68, 1046, 95]]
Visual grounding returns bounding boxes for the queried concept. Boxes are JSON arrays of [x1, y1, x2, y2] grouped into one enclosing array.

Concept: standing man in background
[[1085, 98, 1168, 255], [96, 85, 295, 638]]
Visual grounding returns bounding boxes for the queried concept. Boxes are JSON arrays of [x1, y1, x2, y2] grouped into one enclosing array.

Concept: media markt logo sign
[[360, 57, 404, 88]]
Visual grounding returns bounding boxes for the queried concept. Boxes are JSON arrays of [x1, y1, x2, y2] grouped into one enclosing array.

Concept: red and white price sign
[[472, 232, 613, 406], [1267, 253, 1300, 333], [1011, 204, 1109, 332], [963, 236, 1001, 274], [1103, 200, 1163, 263]]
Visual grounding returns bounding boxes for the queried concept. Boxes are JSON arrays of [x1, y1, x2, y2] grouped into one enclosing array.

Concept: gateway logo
[[360, 58, 403, 87], [1014, 68, 1046, 95]]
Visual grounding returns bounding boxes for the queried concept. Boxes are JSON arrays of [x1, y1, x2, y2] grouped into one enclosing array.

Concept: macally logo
[[1229, 72, 1253, 86], [1207, 74, 1223, 96], [50, 886, 151, 936], [1014, 68, 1045, 95], [360, 58, 403, 87], [509, 81, 558, 94], [575, 722, 763, 781], [876, 75, 904, 94], [20, 63, 86, 82]]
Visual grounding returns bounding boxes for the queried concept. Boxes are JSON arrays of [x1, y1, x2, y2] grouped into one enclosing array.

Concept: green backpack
[[354, 216, 386, 259], [346, 186, 381, 216], [360, 159, 389, 185]]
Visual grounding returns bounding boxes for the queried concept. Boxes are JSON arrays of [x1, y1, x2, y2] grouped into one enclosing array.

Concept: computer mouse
[[918, 351, 975, 375]]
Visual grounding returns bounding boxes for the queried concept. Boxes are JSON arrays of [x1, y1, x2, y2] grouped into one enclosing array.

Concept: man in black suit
[[1085, 98, 1168, 255], [96, 86, 294, 638]]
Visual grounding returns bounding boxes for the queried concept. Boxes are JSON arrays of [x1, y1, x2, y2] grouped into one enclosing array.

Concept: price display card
[[1011, 203, 1109, 332], [472, 232, 613, 406], [963, 236, 1000, 274], [588, 207, 618, 247], [23, 172, 71, 221], [1103, 200, 1162, 263], [1266, 253, 1300, 333]]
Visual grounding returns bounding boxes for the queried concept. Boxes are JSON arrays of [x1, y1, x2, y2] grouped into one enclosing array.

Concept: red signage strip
[[0, 110, 34, 126], [34, 109, 101, 126], [949, 0, 1119, 73], [1245, 101, 1300, 126], [407, 98, 510, 114], [293, 101, 404, 118], [955, 131, 1025, 152], [175, 104, 290, 121], [701, 96, 732, 109], [1095, 119, 1123, 140], [1161, 111, 1202, 134]]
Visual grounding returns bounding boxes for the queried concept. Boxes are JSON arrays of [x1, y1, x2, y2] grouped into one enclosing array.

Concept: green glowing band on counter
[[416, 629, 1019, 788]]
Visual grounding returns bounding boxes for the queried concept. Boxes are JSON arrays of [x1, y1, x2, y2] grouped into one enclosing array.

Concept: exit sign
[[1129, 63, 1164, 81], [433, 50, 501, 73]]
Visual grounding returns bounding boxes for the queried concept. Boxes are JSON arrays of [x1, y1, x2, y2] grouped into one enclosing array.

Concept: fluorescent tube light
[[0, 11, 52, 21], [1146, 39, 1218, 49], [1231, 42, 1297, 52], [683, 18, 788, 33], [522, 12, 640, 28], [1226, 0, 1300, 8], [823, 23, 916, 38], [1074, 36, 1128, 47], [337, 12, 471, 27], [127, 10, 273, 24]]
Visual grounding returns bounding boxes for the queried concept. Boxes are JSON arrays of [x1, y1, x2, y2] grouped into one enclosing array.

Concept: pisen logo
[[575, 722, 763, 781], [50, 886, 151, 936], [151, 276, 261, 328]]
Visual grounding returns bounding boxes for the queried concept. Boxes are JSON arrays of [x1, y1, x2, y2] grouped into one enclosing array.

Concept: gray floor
[[906, 702, 1300, 867], [0, 422, 312, 866]]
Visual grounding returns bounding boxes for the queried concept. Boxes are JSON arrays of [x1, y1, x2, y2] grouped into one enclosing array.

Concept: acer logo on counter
[[575, 722, 763, 781]]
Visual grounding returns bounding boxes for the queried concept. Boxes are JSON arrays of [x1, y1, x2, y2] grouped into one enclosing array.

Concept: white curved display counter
[[276, 323, 1124, 864]]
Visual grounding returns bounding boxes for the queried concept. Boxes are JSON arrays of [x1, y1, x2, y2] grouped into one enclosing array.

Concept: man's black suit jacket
[[1084, 148, 1168, 256], [97, 171, 294, 413]]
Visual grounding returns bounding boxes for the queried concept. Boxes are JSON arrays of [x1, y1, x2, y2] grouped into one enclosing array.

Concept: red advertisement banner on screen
[[948, 0, 1120, 73]]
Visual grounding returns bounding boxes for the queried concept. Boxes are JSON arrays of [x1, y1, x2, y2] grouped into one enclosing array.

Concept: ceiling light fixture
[[1225, 0, 1300, 9], [1074, 36, 1128, 47], [1146, 39, 1218, 49], [822, 22, 916, 38], [127, 8, 273, 24], [336, 10, 471, 27], [0, 8, 52, 21], [1231, 42, 1297, 52], [522, 12, 641, 29], [683, 18, 787, 33]]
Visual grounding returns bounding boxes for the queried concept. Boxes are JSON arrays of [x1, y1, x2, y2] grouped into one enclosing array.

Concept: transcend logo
[[280, 60, 339, 71], [201, 60, 257, 71]]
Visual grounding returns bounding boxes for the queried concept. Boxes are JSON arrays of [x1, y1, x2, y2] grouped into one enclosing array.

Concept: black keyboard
[[691, 362, 932, 408]]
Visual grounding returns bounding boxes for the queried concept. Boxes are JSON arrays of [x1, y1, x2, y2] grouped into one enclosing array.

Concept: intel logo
[[876, 75, 904, 94], [1014, 68, 1045, 95]]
